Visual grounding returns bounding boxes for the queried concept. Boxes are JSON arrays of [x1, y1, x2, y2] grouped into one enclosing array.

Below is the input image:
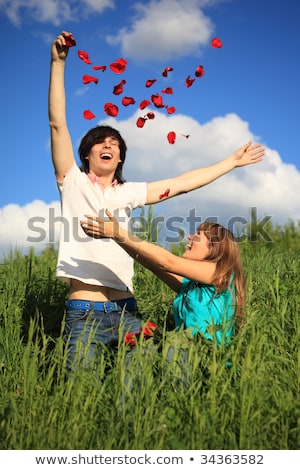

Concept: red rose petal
[[113, 79, 126, 95], [65, 34, 76, 47], [159, 188, 170, 199], [145, 79, 157, 88], [140, 99, 151, 110], [136, 117, 146, 128], [146, 112, 155, 120], [195, 65, 205, 78], [143, 321, 159, 337], [124, 332, 137, 349], [151, 94, 164, 108], [78, 50, 92, 64], [83, 110, 96, 120], [82, 75, 98, 84], [211, 37, 223, 48], [93, 65, 106, 71], [162, 66, 173, 77], [162, 87, 173, 94], [122, 96, 135, 106], [166, 106, 176, 115], [110, 58, 128, 74], [167, 131, 176, 144], [104, 102, 119, 117], [185, 75, 195, 88]]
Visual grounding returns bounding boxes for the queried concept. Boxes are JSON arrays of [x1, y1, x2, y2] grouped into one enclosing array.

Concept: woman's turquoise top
[[173, 277, 235, 345]]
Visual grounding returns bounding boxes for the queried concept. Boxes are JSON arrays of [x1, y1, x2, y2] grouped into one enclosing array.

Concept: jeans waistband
[[65, 298, 137, 313]]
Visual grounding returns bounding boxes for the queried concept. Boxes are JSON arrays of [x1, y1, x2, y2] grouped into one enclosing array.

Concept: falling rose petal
[[136, 117, 146, 128], [146, 112, 155, 120], [145, 79, 157, 88], [167, 132, 176, 145], [162, 87, 173, 94], [78, 50, 88, 60], [110, 58, 128, 74], [83, 110, 96, 120], [93, 65, 106, 71], [82, 75, 98, 84], [65, 34, 76, 47], [113, 79, 126, 95], [143, 321, 159, 337], [104, 102, 119, 117], [166, 105, 176, 115], [211, 37, 223, 48], [185, 75, 195, 88], [195, 65, 205, 78], [124, 332, 137, 349], [159, 188, 170, 199], [78, 50, 92, 64], [151, 94, 164, 108], [122, 96, 135, 106], [140, 99, 151, 110], [162, 66, 173, 77]]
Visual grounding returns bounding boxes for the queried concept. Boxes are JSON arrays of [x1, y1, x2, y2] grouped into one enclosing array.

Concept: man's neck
[[88, 172, 117, 189]]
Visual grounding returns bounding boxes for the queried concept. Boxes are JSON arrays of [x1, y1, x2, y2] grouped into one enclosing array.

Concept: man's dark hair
[[78, 125, 127, 184]]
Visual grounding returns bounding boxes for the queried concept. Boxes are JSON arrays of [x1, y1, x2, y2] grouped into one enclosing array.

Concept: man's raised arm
[[48, 31, 75, 181], [146, 141, 265, 205]]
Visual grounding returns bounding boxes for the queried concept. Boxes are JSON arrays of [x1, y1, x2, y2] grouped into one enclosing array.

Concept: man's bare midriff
[[69, 278, 134, 301]]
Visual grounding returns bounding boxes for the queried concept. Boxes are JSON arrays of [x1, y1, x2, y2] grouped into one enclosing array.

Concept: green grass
[[0, 234, 299, 450]]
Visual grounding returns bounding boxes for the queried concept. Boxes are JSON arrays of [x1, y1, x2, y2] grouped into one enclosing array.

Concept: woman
[[81, 211, 245, 346]]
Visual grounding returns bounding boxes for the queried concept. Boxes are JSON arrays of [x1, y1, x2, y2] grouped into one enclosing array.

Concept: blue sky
[[0, 0, 300, 257]]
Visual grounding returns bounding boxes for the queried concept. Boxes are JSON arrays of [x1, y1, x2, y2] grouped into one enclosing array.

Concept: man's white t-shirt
[[56, 164, 147, 292]]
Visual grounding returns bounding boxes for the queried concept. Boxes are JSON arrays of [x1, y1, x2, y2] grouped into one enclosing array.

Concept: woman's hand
[[81, 210, 120, 240]]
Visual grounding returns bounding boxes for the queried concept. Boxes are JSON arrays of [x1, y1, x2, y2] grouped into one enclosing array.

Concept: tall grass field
[[0, 215, 299, 450]]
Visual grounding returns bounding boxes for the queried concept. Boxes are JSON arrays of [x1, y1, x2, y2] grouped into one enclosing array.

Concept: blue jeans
[[63, 298, 142, 371]]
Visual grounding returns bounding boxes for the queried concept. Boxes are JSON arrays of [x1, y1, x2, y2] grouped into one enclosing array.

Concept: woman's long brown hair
[[198, 221, 246, 327]]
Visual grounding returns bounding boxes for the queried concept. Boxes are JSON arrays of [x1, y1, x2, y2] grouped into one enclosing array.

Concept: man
[[49, 31, 265, 368]]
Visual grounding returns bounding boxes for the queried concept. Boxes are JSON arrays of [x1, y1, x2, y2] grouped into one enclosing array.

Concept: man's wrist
[[51, 59, 66, 67], [226, 154, 237, 170]]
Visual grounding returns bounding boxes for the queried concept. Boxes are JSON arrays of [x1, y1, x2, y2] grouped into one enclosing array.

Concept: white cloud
[[74, 86, 90, 97], [0, 200, 61, 260], [106, 0, 215, 61], [0, 0, 114, 26], [83, 0, 115, 13], [1, 111, 299, 258], [102, 110, 300, 228]]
